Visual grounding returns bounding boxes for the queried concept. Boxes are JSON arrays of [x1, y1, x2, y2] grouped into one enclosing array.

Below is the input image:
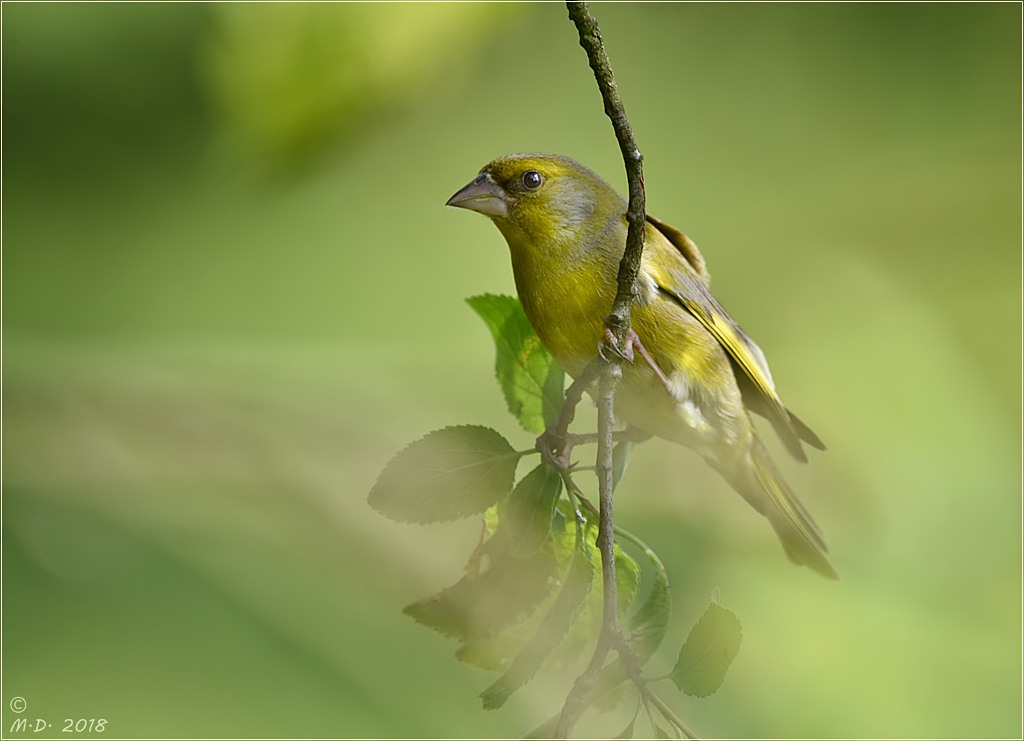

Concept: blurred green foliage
[[202, 3, 514, 166], [2, 3, 1020, 739]]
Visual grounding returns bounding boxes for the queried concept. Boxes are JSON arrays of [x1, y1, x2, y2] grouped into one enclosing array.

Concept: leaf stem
[[569, 427, 651, 449], [641, 679, 698, 739]]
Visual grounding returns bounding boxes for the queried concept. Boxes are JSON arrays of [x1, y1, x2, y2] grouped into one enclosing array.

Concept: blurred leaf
[[456, 507, 643, 680], [505, 463, 563, 558], [404, 587, 473, 641], [455, 617, 535, 673], [202, 3, 516, 165], [592, 678, 631, 713], [479, 526, 594, 709], [622, 529, 671, 662], [611, 439, 635, 491], [522, 716, 560, 740], [542, 519, 641, 671], [403, 542, 559, 640], [455, 511, 579, 671], [467, 294, 565, 433], [670, 599, 743, 698], [368, 425, 519, 523], [409, 500, 566, 639], [614, 541, 641, 619], [614, 714, 637, 739]]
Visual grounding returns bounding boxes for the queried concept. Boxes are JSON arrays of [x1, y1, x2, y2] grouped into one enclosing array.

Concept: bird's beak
[[446, 172, 509, 218]]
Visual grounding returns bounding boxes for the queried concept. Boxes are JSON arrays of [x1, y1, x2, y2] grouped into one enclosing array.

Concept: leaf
[[467, 294, 565, 433], [670, 598, 743, 698], [505, 463, 563, 558], [622, 529, 671, 662], [615, 543, 641, 619], [522, 716, 559, 740], [613, 715, 637, 739], [454, 506, 579, 672], [479, 526, 594, 709], [403, 543, 559, 640], [368, 425, 520, 523], [406, 504, 641, 696], [611, 439, 635, 491], [537, 519, 639, 671], [591, 678, 630, 714]]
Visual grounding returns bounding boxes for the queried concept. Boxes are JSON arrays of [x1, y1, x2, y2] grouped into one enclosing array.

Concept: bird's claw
[[598, 326, 635, 363], [598, 326, 673, 391]]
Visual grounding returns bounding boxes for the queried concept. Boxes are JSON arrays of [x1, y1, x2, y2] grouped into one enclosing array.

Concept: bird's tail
[[721, 439, 838, 580]]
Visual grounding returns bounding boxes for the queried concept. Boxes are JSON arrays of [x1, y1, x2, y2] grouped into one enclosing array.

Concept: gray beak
[[445, 172, 509, 218]]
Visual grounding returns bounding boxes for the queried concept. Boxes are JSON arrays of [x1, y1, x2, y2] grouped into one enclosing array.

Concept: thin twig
[[565, 1, 646, 336], [554, 2, 648, 737], [552, 361, 625, 739], [637, 678, 698, 740], [555, 357, 605, 437], [566, 426, 651, 449], [537, 356, 604, 468]]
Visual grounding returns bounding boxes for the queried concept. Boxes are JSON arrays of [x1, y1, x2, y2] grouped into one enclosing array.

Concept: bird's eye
[[522, 170, 543, 190]]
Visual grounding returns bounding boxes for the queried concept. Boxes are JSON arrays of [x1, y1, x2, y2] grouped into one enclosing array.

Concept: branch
[[536, 356, 605, 469], [554, 2, 648, 738], [565, 1, 646, 336], [553, 363, 622, 739]]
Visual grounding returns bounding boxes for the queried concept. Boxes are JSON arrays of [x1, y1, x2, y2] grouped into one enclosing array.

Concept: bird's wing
[[643, 221, 814, 462], [646, 214, 709, 283], [733, 370, 826, 452]]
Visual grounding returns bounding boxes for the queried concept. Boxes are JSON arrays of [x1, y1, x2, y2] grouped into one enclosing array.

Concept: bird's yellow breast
[[506, 226, 736, 447], [509, 245, 614, 380]]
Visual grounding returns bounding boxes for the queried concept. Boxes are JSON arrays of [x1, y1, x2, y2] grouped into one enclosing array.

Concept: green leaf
[[615, 542, 641, 619], [613, 715, 637, 739], [670, 598, 743, 698], [551, 522, 641, 669], [621, 529, 671, 662], [505, 463, 563, 558], [454, 506, 578, 671], [403, 543, 559, 640], [467, 294, 565, 433], [611, 439, 635, 491], [522, 716, 559, 740], [479, 526, 594, 709], [591, 678, 630, 713], [368, 425, 520, 523], [406, 503, 643, 698]]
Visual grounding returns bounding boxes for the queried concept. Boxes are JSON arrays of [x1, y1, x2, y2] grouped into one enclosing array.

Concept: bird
[[446, 153, 836, 579]]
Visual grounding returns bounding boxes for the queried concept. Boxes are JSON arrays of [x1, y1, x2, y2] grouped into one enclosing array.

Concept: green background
[[3, 3, 1020, 738]]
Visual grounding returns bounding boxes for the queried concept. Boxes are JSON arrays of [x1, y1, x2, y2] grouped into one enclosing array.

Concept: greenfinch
[[446, 153, 835, 579]]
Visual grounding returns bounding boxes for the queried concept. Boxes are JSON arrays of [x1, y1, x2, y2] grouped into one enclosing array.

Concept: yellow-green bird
[[447, 153, 836, 579]]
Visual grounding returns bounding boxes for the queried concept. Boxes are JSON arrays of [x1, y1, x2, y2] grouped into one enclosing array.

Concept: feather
[[654, 275, 809, 462], [646, 214, 709, 282]]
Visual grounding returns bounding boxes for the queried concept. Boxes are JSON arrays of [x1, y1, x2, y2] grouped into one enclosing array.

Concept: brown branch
[[565, 1, 646, 336], [536, 356, 605, 469], [554, 2, 649, 738], [552, 362, 623, 739]]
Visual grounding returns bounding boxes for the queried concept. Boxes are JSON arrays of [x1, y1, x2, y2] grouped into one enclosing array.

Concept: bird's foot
[[598, 326, 635, 363], [599, 326, 673, 391]]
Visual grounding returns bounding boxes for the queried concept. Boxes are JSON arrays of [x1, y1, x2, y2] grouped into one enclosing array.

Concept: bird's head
[[446, 153, 625, 258]]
